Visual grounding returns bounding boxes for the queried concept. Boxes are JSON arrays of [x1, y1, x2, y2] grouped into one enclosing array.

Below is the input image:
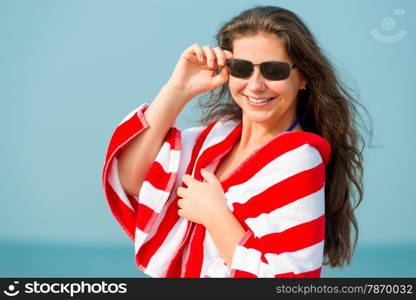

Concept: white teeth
[[248, 97, 273, 104]]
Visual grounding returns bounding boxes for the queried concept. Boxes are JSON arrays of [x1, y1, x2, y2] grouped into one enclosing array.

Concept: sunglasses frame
[[226, 58, 297, 81]]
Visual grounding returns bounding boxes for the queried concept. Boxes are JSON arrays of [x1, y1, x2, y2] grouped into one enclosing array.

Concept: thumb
[[200, 168, 218, 183], [210, 65, 229, 89]]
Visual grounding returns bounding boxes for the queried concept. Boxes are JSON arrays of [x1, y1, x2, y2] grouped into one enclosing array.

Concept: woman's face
[[228, 32, 306, 129]]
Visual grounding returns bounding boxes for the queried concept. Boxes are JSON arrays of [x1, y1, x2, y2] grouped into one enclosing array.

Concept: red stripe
[[182, 122, 219, 181], [135, 203, 155, 233], [222, 131, 331, 191], [102, 107, 180, 188], [232, 269, 257, 278], [126, 194, 138, 212], [181, 122, 239, 277], [104, 106, 148, 173], [164, 122, 219, 276], [233, 163, 325, 220], [136, 198, 181, 270], [164, 245, 183, 277], [104, 182, 136, 241], [243, 215, 325, 254], [145, 162, 174, 191], [137, 121, 197, 272], [194, 122, 242, 181], [189, 122, 218, 169], [131, 127, 185, 271], [275, 266, 322, 278], [183, 224, 205, 277], [120, 127, 180, 192], [103, 111, 331, 278], [165, 127, 182, 151], [102, 109, 148, 241]]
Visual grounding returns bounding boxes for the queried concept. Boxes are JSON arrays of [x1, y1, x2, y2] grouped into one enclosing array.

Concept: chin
[[242, 110, 277, 124]]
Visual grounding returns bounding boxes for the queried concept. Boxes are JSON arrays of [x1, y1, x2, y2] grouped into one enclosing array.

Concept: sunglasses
[[226, 58, 296, 80]]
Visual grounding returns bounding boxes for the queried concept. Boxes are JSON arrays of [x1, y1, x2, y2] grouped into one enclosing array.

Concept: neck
[[238, 111, 299, 149]]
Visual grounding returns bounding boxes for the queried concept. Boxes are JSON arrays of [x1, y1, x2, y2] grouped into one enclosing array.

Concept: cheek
[[269, 81, 299, 98], [228, 78, 246, 99], [229, 77, 246, 90]]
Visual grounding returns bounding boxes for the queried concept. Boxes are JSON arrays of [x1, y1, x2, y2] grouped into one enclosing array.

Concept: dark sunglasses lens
[[228, 59, 252, 78], [261, 62, 291, 80]]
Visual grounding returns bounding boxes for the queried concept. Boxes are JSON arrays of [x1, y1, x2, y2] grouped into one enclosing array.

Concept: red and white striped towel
[[102, 103, 331, 277]]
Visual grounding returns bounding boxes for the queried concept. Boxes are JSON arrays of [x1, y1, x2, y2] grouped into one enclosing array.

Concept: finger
[[177, 187, 182, 198], [177, 208, 184, 217], [177, 187, 185, 197], [182, 174, 195, 186], [192, 43, 205, 63], [211, 64, 229, 88], [223, 49, 234, 60], [177, 198, 183, 208], [200, 168, 218, 183], [213, 47, 226, 67], [202, 45, 216, 69], [183, 43, 204, 63]]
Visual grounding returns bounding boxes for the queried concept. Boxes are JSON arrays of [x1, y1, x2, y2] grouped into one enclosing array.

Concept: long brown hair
[[196, 6, 371, 268]]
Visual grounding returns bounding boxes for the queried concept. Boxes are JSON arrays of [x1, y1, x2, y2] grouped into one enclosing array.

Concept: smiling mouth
[[245, 95, 276, 104]]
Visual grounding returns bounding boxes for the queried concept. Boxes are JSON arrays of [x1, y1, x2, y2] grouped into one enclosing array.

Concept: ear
[[299, 77, 308, 90]]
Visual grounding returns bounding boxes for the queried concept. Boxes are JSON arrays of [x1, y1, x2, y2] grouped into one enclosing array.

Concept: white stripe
[[137, 188, 180, 256], [201, 230, 229, 277], [154, 126, 204, 188], [265, 240, 324, 276], [231, 246, 262, 276], [134, 227, 148, 255], [118, 103, 147, 126], [192, 120, 239, 175], [108, 158, 135, 211], [137, 126, 205, 277], [132, 126, 202, 236], [200, 232, 215, 277], [145, 218, 188, 277], [139, 181, 170, 213], [176, 126, 204, 182], [231, 240, 324, 277], [245, 187, 325, 238], [203, 230, 219, 265], [204, 257, 231, 278], [154, 141, 181, 173], [258, 262, 274, 277], [225, 144, 323, 211]]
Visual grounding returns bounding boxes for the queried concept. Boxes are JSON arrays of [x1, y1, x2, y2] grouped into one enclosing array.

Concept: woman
[[102, 6, 365, 277]]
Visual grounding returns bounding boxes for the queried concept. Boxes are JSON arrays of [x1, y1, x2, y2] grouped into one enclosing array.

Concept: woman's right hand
[[166, 43, 234, 101]]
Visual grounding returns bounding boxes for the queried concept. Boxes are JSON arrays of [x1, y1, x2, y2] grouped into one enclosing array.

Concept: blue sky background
[[0, 0, 415, 277]]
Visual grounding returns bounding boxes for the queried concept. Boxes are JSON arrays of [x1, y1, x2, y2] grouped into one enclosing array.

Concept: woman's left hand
[[177, 168, 228, 227]]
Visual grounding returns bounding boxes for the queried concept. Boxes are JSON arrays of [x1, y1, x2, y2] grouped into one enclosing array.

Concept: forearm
[[118, 84, 190, 196], [205, 208, 246, 268]]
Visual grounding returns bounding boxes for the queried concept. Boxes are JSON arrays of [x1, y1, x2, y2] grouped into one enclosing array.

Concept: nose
[[246, 65, 266, 92]]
